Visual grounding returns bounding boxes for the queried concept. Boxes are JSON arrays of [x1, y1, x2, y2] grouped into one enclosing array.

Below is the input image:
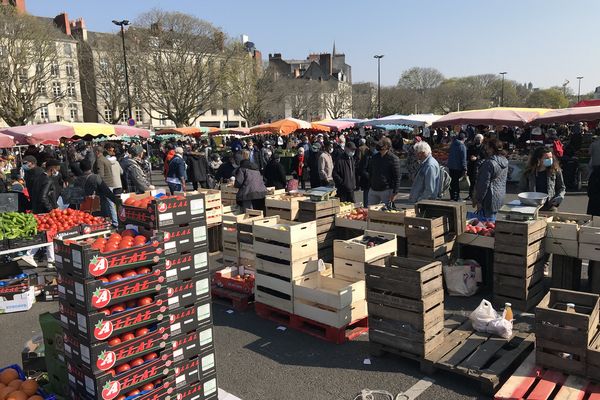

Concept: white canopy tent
[[360, 113, 442, 128]]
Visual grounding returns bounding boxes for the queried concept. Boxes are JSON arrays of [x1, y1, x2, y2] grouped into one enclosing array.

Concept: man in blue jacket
[[166, 146, 187, 194], [447, 132, 467, 201]]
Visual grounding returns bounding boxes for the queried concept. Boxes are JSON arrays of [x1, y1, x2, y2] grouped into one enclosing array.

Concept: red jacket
[[163, 150, 175, 178]]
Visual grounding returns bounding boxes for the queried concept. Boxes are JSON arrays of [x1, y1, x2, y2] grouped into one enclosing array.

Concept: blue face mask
[[543, 158, 553, 168], [22, 163, 31, 171]]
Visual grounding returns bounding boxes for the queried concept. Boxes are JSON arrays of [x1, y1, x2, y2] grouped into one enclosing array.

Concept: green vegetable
[[0, 212, 37, 240]]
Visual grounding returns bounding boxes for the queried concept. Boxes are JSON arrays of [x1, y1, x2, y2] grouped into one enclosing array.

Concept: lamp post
[[112, 19, 132, 120], [374, 55, 384, 117], [499, 72, 507, 107], [577, 76, 584, 103]]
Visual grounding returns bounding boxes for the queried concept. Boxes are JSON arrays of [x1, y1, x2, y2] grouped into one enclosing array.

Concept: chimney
[[54, 12, 71, 36], [319, 53, 332, 77], [70, 17, 87, 41], [1, 0, 26, 13]]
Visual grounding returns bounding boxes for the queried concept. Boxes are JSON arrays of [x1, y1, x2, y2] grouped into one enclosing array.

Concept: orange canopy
[[249, 118, 330, 136]]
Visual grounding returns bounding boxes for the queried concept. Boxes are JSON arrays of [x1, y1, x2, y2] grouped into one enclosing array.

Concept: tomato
[[109, 233, 122, 242], [122, 270, 137, 278], [152, 379, 162, 386], [108, 273, 123, 282], [143, 352, 157, 361], [115, 363, 131, 374], [108, 337, 121, 346], [120, 332, 135, 342], [135, 327, 149, 337], [130, 357, 144, 368], [126, 300, 137, 309], [127, 389, 140, 396], [134, 236, 147, 245], [119, 241, 131, 249], [110, 304, 125, 314], [136, 267, 151, 275], [99, 308, 111, 316], [141, 383, 154, 392], [104, 243, 118, 253], [121, 229, 136, 237], [98, 277, 109, 283], [137, 297, 153, 307]]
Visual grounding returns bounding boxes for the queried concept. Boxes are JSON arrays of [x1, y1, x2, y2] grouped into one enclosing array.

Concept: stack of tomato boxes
[[54, 191, 217, 400]]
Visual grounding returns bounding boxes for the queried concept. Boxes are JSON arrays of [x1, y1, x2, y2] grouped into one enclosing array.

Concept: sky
[[27, 0, 600, 95]]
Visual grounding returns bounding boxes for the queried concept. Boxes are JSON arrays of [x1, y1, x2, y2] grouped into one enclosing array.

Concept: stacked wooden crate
[[333, 230, 397, 282], [253, 217, 318, 313], [493, 218, 547, 311], [298, 198, 340, 262], [265, 193, 308, 221], [405, 216, 455, 265], [368, 204, 415, 257], [580, 216, 600, 262], [414, 200, 467, 235], [235, 212, 267, 270], [221, 207, 263, 266], [220, 184, 238, 207], [366, 256, 444, 358], [543, 211, 591, 258], [535, 289, 599, 376]]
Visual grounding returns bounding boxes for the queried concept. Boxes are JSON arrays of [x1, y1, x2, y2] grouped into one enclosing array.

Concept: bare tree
[[323, 81, 352, 119], [352, 82, 375, 119], [0, 6, 66, 126], [129, 10, 225, 127], [398, 67, 445, 92], [79, 33, 128, 124], [275, 79, 322, 120]]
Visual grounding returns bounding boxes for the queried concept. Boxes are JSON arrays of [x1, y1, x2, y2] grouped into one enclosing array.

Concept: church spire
[[332, 41, 336, 58]]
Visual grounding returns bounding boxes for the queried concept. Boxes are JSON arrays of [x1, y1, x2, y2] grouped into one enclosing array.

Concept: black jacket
[[357, 151, 371, 190], [73, 173, 118, 203], [333, 153, 356, 192], [368, 151, 402, 193], [186, 153, 209, 183], [38, 173, 59, 213], [25, 166, 45, 212], [307, 150, 321, 187], [264, 159, 287, 189], [216, 162, 236, 182]]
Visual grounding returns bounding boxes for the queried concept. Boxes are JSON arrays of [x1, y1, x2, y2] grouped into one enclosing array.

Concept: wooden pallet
[[255, 302, 369, 344], [421, 318, 535, 395], [495, 352, 600, 400], [211, 285, 254, 312]]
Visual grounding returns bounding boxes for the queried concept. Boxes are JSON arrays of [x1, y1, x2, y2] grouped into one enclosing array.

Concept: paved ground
[[0, 178, 591, 400]]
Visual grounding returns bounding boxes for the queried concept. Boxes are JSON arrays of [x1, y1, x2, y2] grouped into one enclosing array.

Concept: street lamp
[[374, 55, 384, 117], [577, 76, 584, 103], [499, 72, 507, 107], [112, 19, 132, 120]]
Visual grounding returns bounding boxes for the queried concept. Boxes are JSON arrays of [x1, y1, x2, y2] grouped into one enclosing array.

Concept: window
[[104, 108, 113, 122], [52, 82, 61, 97], [37, 82, 47, 96], [67, 82, 76, 98], [222, 108, 228, 116], [135, 108, 143, 122], [122, 110, 129, 121], [69, 104, 78, 120], [64, 43, 72, 57], [50, 61, 59, 77], [18, 69, 28, 84], [39, 104, 49, 120], [210, 109, 216, 116], [65, 62, 74, 77]]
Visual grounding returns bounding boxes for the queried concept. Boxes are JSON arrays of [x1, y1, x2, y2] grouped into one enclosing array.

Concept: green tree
[[525, 88, 569, 109]]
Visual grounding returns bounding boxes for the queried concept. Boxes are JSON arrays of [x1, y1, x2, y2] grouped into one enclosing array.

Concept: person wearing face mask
[[473, 138, 508, 218], [333, 142, 357, 202], [38, 159, 62, 213], [466, 134, 486, 201], [368, 137, 402, 205], [318, 141, 334, 186], [409, 141, 441, 203], [22, 155, 44, 211], [520, 146, 566, 211]]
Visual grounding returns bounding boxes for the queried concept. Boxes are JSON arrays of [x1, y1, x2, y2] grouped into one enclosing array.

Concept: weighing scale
[[498, 200, 541, 221], [305, 186, 337, 202]]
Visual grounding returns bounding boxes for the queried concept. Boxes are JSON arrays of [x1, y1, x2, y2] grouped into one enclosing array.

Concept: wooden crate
[[317, 230, 337, 249], [580, 242, 600, 262], [535, 289, 600, 375], [365, 256, 442, 300], [315, 216, 335, 234], [407, 240, 455, 261], [494, 219, 547, 256], [220, 184, 238, 207], [294, 271, 365, 309], [368, 205, 415, 224], [414, 200, 467, 235], [265, 194, 308, 221], [333, 230, 397, 263], [254, 238, 318, 262], [369, 315, 444, 358], [252, 216, 317, 244], [334, 257, 366, 281], [545, 238, 578, 257], [254, 269, 294, 313], [256, 255, 318, 279], [405, 216, 450, 243], [580, 216, 600, 245], [222, 209, 263, 224], [550, 255, 582, 291], [541, 211, 592, 240], [335, 214, 368, 230], [266, 187, 286, 196], [493, 251, 545, 273], [298, 198, 340, 213], [587, 329, 600, 381], [457, 232, 495, 249], [205, 205, 223, 225]]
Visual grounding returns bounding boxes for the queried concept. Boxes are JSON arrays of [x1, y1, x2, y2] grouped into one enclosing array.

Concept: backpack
[[438, 166, 452, 199], [61, 174, 94, 205], [553, 139, 564, 158]]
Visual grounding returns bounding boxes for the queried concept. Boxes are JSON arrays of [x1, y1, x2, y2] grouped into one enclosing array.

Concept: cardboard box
[[173, 347, 217, 388], [120, 190, 190, 228], [167, 274, 210, 310], [169, 299, 213, 336], [164, 247, 209, 282], [171, 326, 215, 363], [173, 372, 218, 400], [0, 285, 35, 313]]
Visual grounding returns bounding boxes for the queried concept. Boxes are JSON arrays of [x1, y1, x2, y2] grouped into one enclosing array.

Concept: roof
[[32, 15, 76, 42]]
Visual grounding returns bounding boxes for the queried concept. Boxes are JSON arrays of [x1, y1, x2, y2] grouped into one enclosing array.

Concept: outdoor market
[[0, 101, 598, 400]]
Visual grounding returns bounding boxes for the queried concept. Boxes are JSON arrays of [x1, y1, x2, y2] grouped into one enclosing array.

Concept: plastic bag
[[487, 318, 513, 339], [459, 175, 470, 191], [469, 299, 498, 331], [443, 260, 481, 297]]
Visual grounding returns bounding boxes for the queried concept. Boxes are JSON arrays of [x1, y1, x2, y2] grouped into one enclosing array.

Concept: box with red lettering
[[66, 348, 172, 400], [58, 264, 165, 312], [54, 231, 165, 279], [69, 377, 175, 400], [142, 221, 208, 254], [59, 294, 167, 344], [120, 192, 190, 229], [171, 325, 215, 363], [173, 372, 218, 400], [173, 346, 216, 388], [63, 320, 170, 375], [169, 298, 213, 337], [167, 274, 210, 310], [164, 247, 209, 282]]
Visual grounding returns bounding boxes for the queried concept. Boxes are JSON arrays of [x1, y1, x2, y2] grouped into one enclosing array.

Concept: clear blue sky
[[27, 0, 600, 94]]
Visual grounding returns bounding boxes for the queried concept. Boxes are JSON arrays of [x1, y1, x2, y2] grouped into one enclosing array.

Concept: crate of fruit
[[335, 207, 368, 230], [121, 190, 190, 228], [368, 204, 415, 224], [265, 193, 308, 220], [213, 266, 255, 294], [252, 216, 316, 244], [0, 364, 55, 399], [457, 219, 495, 249], [580, 216, 600, 245], [541, 211, 592, 240], [333, 230, 397, 263]]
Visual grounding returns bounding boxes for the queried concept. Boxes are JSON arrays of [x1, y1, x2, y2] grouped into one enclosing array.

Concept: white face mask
[[329, 148, 334, 154], [53, 170, 60, 177]]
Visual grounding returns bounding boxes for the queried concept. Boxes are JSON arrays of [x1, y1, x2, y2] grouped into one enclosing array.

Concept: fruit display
[[120, 192, 191, 229], [0, 365, 49, 400], [352, 235, 390, 248], [35, 209, 106, 235], [338, 207, 368, 221], [464, 219, 495, 237], [0, 212, 37, 239]]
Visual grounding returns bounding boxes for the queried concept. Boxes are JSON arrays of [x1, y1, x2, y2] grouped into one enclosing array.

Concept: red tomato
[[127, 389, 140, 396], [99, 308, 111, 316], [137, 297, 153, 307], [115, 363, 131, 374], [136, 267, 151, 275], [110, 304, 125, 314], [152, 379, 162, 386], [122, 270, 137, 278], [118, 241, 131, 249], [141, 383, 154, 392], [126, 300, 137, 309], [109, 233, 122, 242], [98, 277, 109, 283], [135, 327, 149, 337], [104, 243, 118, 253], [120, 332, 135, 342], [133, 235, 147, 243], [130, 357, 144, 368], [121, 229, 136, 237], [108, 337, 121, 346], [108, 273, 123, 282], [143, 352, 158, 362]]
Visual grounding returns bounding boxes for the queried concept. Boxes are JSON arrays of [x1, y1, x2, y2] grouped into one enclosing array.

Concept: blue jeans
[[168, 183, 182, 195], [101, 196, 118, 227]]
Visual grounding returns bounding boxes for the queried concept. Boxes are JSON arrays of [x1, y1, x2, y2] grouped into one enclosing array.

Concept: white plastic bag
[[487, 318, 513, 339], [469, 299, 498, 331], [443, 263, 480, 297]]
